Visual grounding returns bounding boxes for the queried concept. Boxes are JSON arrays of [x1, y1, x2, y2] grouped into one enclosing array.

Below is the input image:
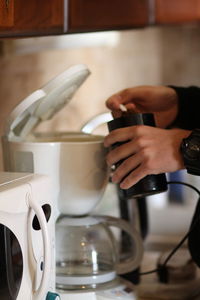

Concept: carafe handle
[[100, 215, 143, 274], [28, 195, 51, 299]]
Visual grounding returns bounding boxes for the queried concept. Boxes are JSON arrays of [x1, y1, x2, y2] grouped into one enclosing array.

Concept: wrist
[[180, 129, 200, 175]]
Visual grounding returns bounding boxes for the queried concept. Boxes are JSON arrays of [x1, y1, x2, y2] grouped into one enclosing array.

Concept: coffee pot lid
[[5, 64, 90, 141]]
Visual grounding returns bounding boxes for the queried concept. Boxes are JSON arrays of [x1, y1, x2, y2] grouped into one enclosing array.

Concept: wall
[[1, 25, 200, 141], [1, 25, 200, 131]]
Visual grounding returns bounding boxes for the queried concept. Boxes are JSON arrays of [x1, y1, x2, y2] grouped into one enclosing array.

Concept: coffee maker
[[2, 64, 144, 300]]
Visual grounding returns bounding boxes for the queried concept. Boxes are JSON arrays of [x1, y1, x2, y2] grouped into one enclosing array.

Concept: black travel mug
[[107, 113, 168, 199]]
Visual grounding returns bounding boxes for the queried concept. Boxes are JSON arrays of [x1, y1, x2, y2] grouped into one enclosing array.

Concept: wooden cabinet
[[0, 0, 14, 28], [155, 0, 200, 24], [0, 0, 64, 37], [67, 0, 149, 33], [0, 0, 149, 38], [1, 0, 200, 38]]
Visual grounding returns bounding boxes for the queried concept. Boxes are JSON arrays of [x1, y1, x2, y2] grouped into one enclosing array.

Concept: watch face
[[184, 137, 200, 160]]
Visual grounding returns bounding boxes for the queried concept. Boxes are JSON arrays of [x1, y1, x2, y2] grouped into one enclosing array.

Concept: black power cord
[[139, 180, 200, 277]]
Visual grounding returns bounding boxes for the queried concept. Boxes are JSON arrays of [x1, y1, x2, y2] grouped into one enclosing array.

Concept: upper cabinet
[[0, 0, 149, 38], [0, 0, 14, 29], [1, 0, 200, 38], [67, 0, 149, 33], [155, 0, 200, 24], [0, 0, 64, 37]]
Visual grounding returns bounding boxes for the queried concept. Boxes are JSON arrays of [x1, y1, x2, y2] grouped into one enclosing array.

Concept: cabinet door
[[67, 0, 149, 33], [0, 0, 14, 28], [0, 0, 64, 38], [155, 0, 200, 24]]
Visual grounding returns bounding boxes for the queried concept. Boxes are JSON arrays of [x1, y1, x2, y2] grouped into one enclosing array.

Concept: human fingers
[[119, 164, 148, 189], [104, 127, 136, 148], [106, 89, 139, 111], [105, 94, 123, 112], [111, 152, 143, 187], [106, 141, 139, 166], [110, 102, 138, 118]]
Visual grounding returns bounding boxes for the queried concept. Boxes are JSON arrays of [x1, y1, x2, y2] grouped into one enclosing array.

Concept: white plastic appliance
[[2, 64, 143, 300], [2, 64, 91, 218], [0, 172, 59, 300]]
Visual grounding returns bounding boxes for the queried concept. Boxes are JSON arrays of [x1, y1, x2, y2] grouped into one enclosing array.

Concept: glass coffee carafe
[[56, 215, 143, 291]]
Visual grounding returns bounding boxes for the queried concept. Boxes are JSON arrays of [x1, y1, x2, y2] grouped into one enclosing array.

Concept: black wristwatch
[[181, 129, 200, 175]]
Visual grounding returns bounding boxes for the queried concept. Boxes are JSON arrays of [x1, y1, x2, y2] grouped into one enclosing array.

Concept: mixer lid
[[6, 64, 91, 140]]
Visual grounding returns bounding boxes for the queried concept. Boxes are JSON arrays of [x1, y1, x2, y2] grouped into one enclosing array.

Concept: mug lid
[[6, 64, 90, 141]]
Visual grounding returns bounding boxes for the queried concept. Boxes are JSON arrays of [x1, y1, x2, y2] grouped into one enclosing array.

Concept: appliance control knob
[[46, 292, 60, 300]]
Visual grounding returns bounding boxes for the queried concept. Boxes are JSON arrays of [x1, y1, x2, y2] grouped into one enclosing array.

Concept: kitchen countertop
[[136, 239, 200, 300]]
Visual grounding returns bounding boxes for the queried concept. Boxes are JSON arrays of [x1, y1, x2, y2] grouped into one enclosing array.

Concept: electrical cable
[[139, 180, 200, 276]]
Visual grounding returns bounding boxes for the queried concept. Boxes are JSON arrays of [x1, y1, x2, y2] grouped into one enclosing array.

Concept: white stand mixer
[[2, 64, 144, 300]]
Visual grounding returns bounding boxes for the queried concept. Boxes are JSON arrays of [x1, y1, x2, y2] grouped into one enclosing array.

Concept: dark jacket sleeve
[[170, 86, 200, 130]]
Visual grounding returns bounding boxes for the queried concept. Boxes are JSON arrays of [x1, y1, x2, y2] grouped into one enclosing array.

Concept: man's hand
[[106, 85, 179, 128], [104, 126, 191, 189]]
